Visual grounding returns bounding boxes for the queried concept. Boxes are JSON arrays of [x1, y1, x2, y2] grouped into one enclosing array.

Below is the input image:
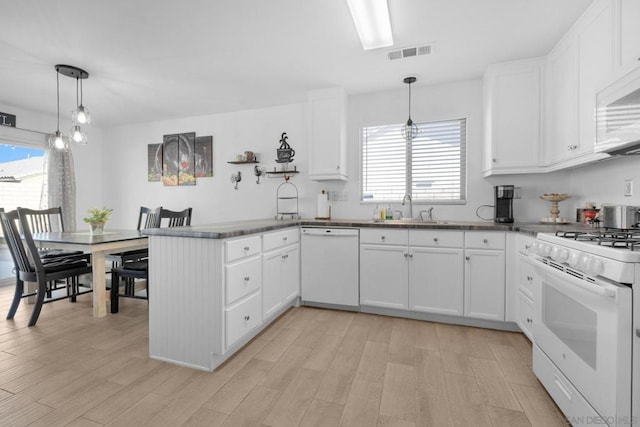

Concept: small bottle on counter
[[373, 204, 380, 220], [386, 204, 393, 220]]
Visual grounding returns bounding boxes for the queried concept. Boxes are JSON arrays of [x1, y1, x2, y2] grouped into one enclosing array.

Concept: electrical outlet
[[514, 187, 522, 199], [624, 179, 633, 197]]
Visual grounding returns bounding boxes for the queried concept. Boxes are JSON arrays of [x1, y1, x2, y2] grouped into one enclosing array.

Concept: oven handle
[[534, 259, 616, 298]]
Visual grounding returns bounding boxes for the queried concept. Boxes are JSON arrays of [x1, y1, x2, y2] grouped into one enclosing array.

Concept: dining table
[[30, 230, 147, 318]]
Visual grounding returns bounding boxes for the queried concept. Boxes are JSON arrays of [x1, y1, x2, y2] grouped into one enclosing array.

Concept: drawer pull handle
[[408, 253, 413, 258], [381, 235, 386, 240], [433, 237, 439, 242], [465, 256, 470, 261], [525, 244, 531, 250], [554, 375, 572, 401], [636, 329, 639, 338], [283, 237, 287, 241], [244, 246, 250, 251], [404, 252, 408, 258], [244, 276, 250, 282], [483, 239, 489, 244], [527, 275, 533, 281], [282, 254, 288, 260], [244, 315, 250, 321]]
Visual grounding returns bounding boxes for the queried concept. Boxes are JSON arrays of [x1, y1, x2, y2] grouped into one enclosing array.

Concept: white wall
[[0, 102, 104, 230]]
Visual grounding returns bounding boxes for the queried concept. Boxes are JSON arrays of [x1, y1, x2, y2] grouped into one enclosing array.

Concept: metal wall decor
[[276, 132, 295, 163]]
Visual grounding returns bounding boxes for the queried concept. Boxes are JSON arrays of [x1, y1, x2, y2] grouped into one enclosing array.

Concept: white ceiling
[[0, 0, 593, 128]]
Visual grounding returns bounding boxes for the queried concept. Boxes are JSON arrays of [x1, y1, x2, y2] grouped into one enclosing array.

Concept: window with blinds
[[361, 118, 466, 203]]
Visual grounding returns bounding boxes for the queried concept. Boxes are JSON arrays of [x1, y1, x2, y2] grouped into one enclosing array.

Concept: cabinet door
[[545, 39, 579, 164], [619, 0, 640, 69], [308, 88, 347, 181], [464, 249, 506, 321], [483, 59, 542, 174], [517, 292, 534, 342], [410, 247, 464, 316], [578, 0, 613, 153], [282, 244, 300, 303], [262, 250, 283, 319], [360, 245, 408, 310]]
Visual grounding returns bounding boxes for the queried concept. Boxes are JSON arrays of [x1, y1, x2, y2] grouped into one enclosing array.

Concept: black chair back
[[0, 210, 43, 276], [159, 207, 192, 227], [18, 207, 65, 233], [136, 207, 162, 230]]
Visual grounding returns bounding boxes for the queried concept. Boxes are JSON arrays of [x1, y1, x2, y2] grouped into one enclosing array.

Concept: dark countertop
[[142, 218, 600, 239]]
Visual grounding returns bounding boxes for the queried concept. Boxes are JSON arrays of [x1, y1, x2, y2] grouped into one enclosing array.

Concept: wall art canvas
[[162, 132, 196, 186], [147, 143, 162, 182], [195, 136, 213, 177]]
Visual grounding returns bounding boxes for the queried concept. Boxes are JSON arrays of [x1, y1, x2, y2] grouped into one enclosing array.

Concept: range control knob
[[568, 251, 581, 268], [587, 258, 605, 276], [556, 248, 569, 263]]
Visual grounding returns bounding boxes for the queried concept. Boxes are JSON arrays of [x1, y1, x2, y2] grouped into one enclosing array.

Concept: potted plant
[[83, 207, 113, 235]]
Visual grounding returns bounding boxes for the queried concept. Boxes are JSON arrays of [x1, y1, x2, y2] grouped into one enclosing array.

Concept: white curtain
[[41, 148, 76, 231]]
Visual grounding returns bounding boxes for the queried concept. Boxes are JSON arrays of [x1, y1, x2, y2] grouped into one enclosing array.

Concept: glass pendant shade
[[72, 105, 90, 125], [70, 125, 88, 145], [48, 130, 69, 151]]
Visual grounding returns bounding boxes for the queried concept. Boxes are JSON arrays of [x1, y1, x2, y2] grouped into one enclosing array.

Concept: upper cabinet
[[483, 0, 635, 175], [617, 0, 640, 69], [307, 87, 348, 181], [482, 58, 544, 176]]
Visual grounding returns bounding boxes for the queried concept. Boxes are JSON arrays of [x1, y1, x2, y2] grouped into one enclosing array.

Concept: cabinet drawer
[[360, 228, 408, 246], [533, 345, 601, 424], [518, 254, 535, 299], [225, 257, 262, 305], [225, 291, 262, 349], [410, 230, 463, 247], [263, 228, 299, 252], [465, 231, 505, 250], [225, 235, 261, 262], [517, 233, 535, 255]]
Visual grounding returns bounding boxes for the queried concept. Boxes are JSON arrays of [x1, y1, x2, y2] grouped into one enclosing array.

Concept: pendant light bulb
[[70, 125, 88, 145], [72, 105, 91, 125], [49, 130, 69, 151], [401, 76, 419, 141]]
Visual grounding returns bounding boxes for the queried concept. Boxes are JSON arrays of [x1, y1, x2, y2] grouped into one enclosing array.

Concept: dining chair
[[0, 209, 93, 326], [17, 207, 89, 298], [110, 207, 192, 313], [107, 206, 162, 267]]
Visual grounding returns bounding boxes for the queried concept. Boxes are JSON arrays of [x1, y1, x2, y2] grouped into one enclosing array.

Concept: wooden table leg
[[92, 251, 107, 317]]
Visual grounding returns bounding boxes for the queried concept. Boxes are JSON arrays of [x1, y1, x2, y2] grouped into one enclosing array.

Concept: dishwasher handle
[[301, 228, 359, 237]]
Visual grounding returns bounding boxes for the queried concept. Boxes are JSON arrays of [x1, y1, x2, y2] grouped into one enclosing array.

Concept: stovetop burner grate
[[555, 229, 640, 251]]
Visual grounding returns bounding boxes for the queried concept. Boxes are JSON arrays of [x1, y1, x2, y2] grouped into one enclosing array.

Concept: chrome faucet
[[419, 207, 434, 222], [402, 194, 413, 219]]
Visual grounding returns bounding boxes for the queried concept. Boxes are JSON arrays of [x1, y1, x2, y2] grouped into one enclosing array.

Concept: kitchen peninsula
[[143, 218, 593, 371]]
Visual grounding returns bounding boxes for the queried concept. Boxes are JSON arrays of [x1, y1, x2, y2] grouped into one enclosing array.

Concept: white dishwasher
[[301, 227, 359, 308]]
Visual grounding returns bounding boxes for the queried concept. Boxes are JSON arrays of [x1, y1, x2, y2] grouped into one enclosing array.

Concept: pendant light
[[70, 77, 88, 145], [49, 64, 90, 150], [401, 76, 419, 141], [48, 68, 69, 151], [71, 73, 91, 125]]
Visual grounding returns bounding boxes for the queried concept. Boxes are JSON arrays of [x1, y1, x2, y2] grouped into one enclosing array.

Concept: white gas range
[[530, 230, 639, 426]]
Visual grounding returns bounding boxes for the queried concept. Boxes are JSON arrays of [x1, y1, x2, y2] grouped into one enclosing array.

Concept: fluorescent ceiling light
[[346, 0, 393, 50]]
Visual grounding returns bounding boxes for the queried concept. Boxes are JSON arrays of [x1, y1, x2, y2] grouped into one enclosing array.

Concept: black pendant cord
[[80, 77, 84, 106], [76, 77, 80, 109], [408, 81, 412, 123], [56, 70, 61, 132]]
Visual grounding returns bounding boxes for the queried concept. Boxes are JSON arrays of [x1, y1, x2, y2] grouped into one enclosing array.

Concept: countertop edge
[[142, 218, 597, 239]]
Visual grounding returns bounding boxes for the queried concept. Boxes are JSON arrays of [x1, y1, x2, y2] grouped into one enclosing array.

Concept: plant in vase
[[83, 207, 113, 234]]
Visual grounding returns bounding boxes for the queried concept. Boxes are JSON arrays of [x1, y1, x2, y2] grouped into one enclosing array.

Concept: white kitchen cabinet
[[517, 288, 535, 342], [410, 246, 464, 316], [262, 229, 300, 320], [464, 232, 506, 321], [360, 244, 409, 310], [308, 87, 348, 181], [514, 233, 536, 340], [577, 0, 613, 153], [617, 0, 640, 69], [482, 58, 544, 176], [545, 37, 579, 165]]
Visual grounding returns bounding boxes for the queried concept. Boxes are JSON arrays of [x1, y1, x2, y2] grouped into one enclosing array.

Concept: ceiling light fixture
[[346, 0, 393, 50], [49, 64, 90, 150], [401, 76, 419, 141]]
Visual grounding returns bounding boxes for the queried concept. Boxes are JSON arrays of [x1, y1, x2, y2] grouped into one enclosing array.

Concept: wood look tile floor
[[0, 286, 569, 426]]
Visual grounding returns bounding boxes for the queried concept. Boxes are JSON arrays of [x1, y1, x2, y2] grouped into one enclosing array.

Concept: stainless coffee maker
[[494, 185, 514, 223]]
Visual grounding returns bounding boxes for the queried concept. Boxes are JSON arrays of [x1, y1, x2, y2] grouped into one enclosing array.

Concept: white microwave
[[595, 64, 640, 155]]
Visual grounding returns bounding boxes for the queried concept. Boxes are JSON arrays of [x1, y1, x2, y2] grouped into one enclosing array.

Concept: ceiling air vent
[[387, 44, 432, 61]]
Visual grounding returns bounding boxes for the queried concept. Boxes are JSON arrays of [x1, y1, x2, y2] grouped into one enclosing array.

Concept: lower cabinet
[[517, 291, 534, 341], [225, 291, 262, 348], [464, 248, 506, 321], [263, 242, 300, 319], [360, 244, 409, 310], [409, 246, 464, 316]]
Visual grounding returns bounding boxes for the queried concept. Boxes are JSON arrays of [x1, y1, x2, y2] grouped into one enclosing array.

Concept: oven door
[[533, 259, 632, 422]]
